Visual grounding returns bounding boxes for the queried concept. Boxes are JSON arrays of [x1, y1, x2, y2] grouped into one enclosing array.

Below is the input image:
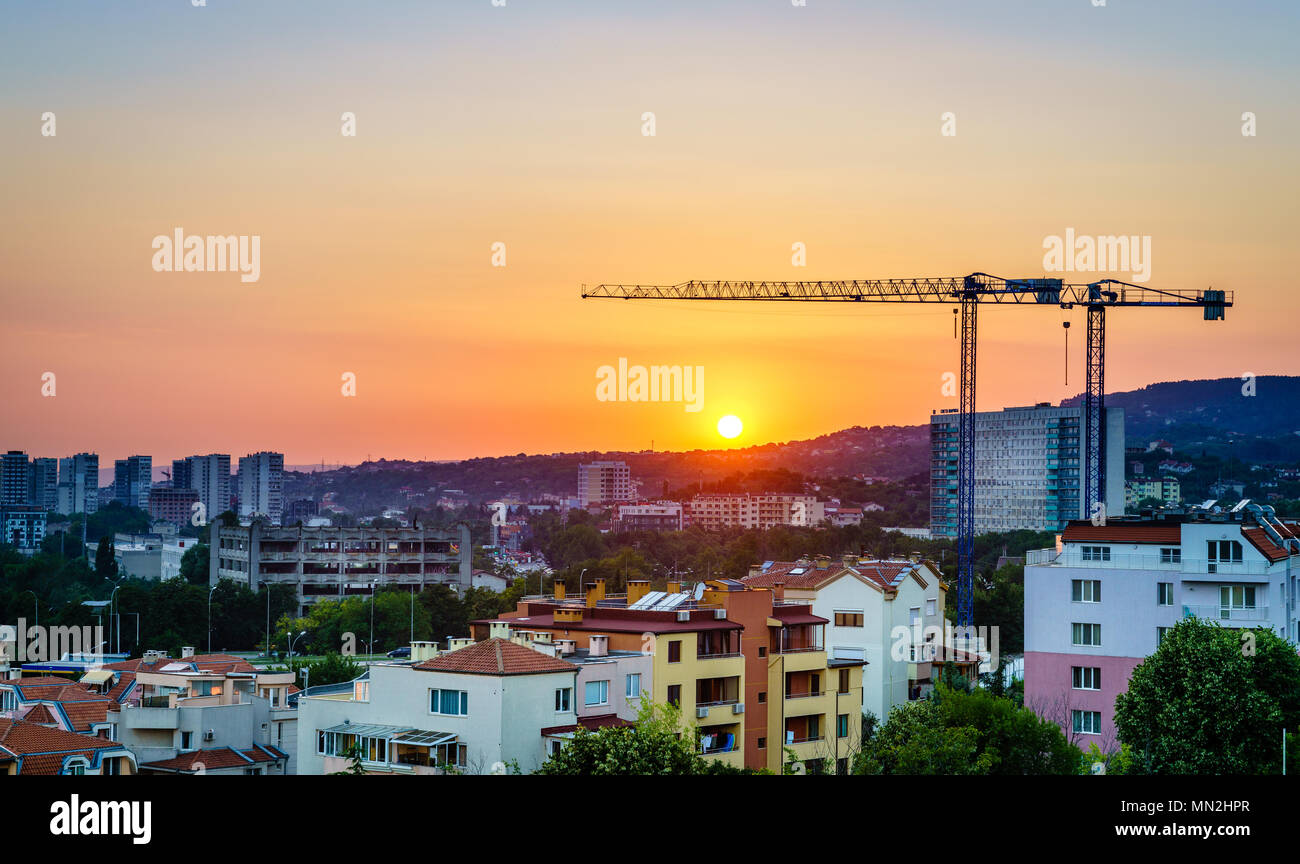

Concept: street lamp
[[287, 630, 308, 664], [207, 583, 221, 654], [107, 583, 122, 656]]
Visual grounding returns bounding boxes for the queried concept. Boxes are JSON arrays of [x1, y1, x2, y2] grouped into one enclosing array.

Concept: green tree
[[304, 652, 363, 688], [1114, 618, 1300, 774], [179, 543, 209, 585], [537, 700, 710, 775], [94, 538, 118, 578]]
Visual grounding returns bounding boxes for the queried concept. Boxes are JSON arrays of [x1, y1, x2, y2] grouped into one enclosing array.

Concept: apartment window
[[837, 714, 849, 738], [807, 715, 821, 740], [584, 680, 609, 707], [64, 759, 88, 776], [667, 640, 681, 663], [834, 610, 864, 628], [1160, 548, 1181, 564], [838, 669, 850, 694], [757, 691, 766, 703], [1081, 546, 1111, 562], [757, 737, 766, 749], [1071, 623, 1101, 646], [1072, 710, 1102, 735], [0, 690, 14, 712], [836, 757, 849, 776], [757, 646, 766, 658], [180, 731, 194, 750], [1157, 626, 1171, 645], [1071, 666, 1101, 690], [1208, 540, 1243, 563], [430, 688, 468, 716], [926, 599, 937, 616], [549, 740, 562, 757], [1220, 585, 1256, 612], [909, 607, 921, 626], [103, 757, 121, 776], [1153, 582, 1173, 607], [625, 673, 641, 699], [666, 684, 681, 707], [1071, 579, 1101, 603], [554, 687, 571, 712]]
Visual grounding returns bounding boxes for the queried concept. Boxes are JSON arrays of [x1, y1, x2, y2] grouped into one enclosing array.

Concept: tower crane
[[582, 272, 1232, 627]]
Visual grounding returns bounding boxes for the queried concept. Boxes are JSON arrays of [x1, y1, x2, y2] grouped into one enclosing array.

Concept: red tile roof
[[1061, 522, 1182, 544], [18, 704, 56, 725], [139, 744, 287, 773], [0, 718, 120, 775], [540, 714, 634, 736], [1242, 527, 1291, 562], [742, 559, 919, 592], [414, 639, 576, 677]]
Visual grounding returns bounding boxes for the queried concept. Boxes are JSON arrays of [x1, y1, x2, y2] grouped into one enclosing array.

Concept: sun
[[717, 414, 744, 439]]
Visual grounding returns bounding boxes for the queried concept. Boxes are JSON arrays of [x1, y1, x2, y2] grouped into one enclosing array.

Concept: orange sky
[[1, 1, 1296, 465]]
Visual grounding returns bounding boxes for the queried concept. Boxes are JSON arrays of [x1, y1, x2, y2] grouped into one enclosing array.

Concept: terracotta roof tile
[[1242, 527, 1290, 562], [414, 638, 576, 677], [0, 718, 120, 774], [1061, 522, 1182, 544]]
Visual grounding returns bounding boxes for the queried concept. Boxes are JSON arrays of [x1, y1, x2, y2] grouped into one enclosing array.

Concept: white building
[[930, 402, 1125, 537], [237, 451, 284, 524], [577, 461, 633, 508], [687, 493, 825, 530], [296, 638, 578, 775], [57, 453, 99, 515], [175, 454, 232, 523], [161, 537, 202, 581]]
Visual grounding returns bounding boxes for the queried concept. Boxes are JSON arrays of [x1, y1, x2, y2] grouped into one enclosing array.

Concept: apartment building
[[743, 555, 951, 722], [482, 576, 863, 774], [30, 457, 58, 511], [237, 451, 284, 523], [687, 493, 825, 530], [0, 451, 30, 505], [57, 453, 99, 515], [149, 486, 200, 525], [616, 501, 684, 532], [1024, 502, 1300, 747], [1125, 476, 1180, 510], [930, 403, 1125, 537], [0, 505, 46, 550], [0, 719, 137, 775], [0, 676, 115, 736], [296, 639, 578, 775], [174, 453, 232, 523], [210, 522, 472, 615], [577, 461, 634, 508], [113, 455, 153, 510]]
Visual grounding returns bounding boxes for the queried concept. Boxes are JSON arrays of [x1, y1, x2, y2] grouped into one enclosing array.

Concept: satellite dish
[[692, 582, 705, 601]]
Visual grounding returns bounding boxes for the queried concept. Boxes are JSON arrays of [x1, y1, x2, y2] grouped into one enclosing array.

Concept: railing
[[696, 651, 741, 660], [784, 690, 825, 700], [139, 696, 173, 709], [785, 734, 823, 745], [1028, 553, 1278, 576], [696, 699, 739, 708], [775, 646, 823, 654], [1182, 604, 1270, 623]]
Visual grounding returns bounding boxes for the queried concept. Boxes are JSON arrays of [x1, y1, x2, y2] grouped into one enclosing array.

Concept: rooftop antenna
[[692, 582, 706, 601]]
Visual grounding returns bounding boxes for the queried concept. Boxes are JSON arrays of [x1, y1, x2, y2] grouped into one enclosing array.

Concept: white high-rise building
[[175, 454, 232, 523], [577, 461, 633, 508], [57, 453, 99, 515], [929, 403, 1125, 537], [237, 451, 284, 523]]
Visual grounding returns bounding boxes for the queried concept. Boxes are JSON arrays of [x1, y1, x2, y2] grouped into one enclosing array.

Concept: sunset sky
[[2, 0, 1297, 468]]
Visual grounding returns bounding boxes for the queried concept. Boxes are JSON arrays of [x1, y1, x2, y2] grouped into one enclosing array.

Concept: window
[[834, 611, 864, 627], [1157, 626, 1170, 645], [554, 687, 571, 712], [757, 691, 766, 703], [180, 731, 193, 750], [1072, 710, 1102, 735], [549, 740, 562, 757], [103, 757, 121, 776], [1160, 547, 1181, 564], [430, 688, 468, 716], [838, 669, 850, 694], [1208, 540, 1243, 563], [909, 607, 921, 626], [1157, 583, 1173, 606], [667, 640, 681, 663], [1071, 579, 1101, 603], [584, 680, 609, 707], [666, 684, 681, 707], [64, 758, 88, 776], [757, 737, 766, 749], [1071, 666, 1101, 690], [0, 690, 15, 712], [926, 599, 937, 616], [836, 757, 849, 776], [757, 646, 766, 658], [1220, 585, 1256, 612], [837, 714, 849, 738], [1071, 623, 1101, 646], [806, 715, 821, 740], [1082, 546, 1111, 562], [625, 673, 641, 699]]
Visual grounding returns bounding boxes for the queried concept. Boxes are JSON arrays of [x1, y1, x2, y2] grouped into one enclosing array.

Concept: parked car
[[386, 646, 411, 658]]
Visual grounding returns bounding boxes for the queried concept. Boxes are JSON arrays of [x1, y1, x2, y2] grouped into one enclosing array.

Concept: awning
[[321, 722, 413, 738], [80, 669, 114, 684], [392, 729, 457, 747]]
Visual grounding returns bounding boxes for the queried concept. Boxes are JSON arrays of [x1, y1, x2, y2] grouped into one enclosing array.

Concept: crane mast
[[582, 273, 1232, 627]]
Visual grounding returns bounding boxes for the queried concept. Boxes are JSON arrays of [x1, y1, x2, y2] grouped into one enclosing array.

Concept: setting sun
[[717, 415, 744, 439]]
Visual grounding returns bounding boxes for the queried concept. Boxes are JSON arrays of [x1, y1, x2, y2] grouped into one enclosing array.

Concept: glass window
[[1072, 710, 1101, 735], [1071, 580, 1101, 603], [1157, 583, 1173, 606], [625, 673, 641, 699], [667, 640, 681, 663], [554, 687, 571, 712], [430, 689, 468, 716], [584, 680, 609, 706], [1071, 623, 1101, 646], [1071, 666, 1101, 690]]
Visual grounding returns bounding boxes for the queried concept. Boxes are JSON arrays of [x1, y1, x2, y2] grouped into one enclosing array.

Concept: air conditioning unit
[[677, 611, 690, 622], [203, 730, 215, 742], [732, 703, 745, 715], [696, 706, 710, 719]]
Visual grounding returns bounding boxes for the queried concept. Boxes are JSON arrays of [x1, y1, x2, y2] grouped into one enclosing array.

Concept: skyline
[[3, 0, 1297, 464]]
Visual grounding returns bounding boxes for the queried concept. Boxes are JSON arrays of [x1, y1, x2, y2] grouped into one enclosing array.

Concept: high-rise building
[[29, 457, 59, 511], [929, 403, 1125, 537], [237, 451, 284, 523], [173, 454, 231, 524], [114, 455, 153, 510], [576, 461, 633, 508], [57, 453, 99, 515], [149, 487, 200, 525], [1, 451, 31, 505]]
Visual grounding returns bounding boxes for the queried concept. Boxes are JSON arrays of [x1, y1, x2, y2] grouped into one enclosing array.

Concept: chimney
[[585, 578, 606, 608], [589, 634, 608, 657], [667, 580, 681, 595], [841, 553, 856, 568], [553, 580, 566, 600], [181, 646, 195, 659], [773, 582, 785, 601], [627, 579, 651, 607], [814, 556, 830, 570]]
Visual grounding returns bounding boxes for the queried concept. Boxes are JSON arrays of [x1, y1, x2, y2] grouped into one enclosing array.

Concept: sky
[[1, 0, 1297, 467]]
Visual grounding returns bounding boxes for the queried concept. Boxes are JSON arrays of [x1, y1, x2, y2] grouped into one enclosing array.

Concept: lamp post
[[288, 630, 308, 664], [107, 583, 122, 656], [207, 583, 219, 654]]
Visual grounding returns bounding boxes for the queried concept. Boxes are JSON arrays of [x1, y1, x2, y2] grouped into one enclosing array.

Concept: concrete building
[[29, 457, 58, 511], [57, 453, 99, 515], [1125, 476, 1180, 510], [930, 402, 1125, 537], [296, 639, 578, 775], [113, 455, 153, 510], [149, 486, 200, 525], [616, 501, 684, 532], [0, 719, 137, 775], [1024, 502, 1300, 748], [162, 536, 202, 581], [577, 461, 633, 508], [687, 493, 824, 530], [0, 505, 46, 550], [237, 451, 284, 523], [174, 453, 232, 523], [210, 522, 472, 615], [0, 451, 30, 505]]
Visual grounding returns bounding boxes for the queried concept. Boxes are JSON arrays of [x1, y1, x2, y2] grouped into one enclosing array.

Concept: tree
[[1114, 618, 1300, 774], [94, 538, 118, 578], [305, 652, 363, 688], [538, 700, 734, 775], [179, 543, 209, 585], [855, 700, 991, 775]]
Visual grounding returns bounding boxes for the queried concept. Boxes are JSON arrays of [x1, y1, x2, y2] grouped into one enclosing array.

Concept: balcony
[[1182, 604, 1270, 624]]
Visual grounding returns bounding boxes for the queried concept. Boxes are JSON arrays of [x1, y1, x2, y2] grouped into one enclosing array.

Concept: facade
[[29, 457, 59, 511], [210, 522, 472, 615], [686, 493, 825, 530], [149, 486, 200, 525], [57, 453, 99, 515], [1024, 503, 1300, 747], [174, 453, 232, 523], [113, 455, 153, 510], [283, 497, 319, 525], [930, 403, 1125, 537], [0, 450, 30, 505], [237, 451, 284, 523], [162, 536, 202, 581], [1125, 476, 1180, 510], [616, 501, 684, 532], [744, 556, 951, 723], [0, 505, 46, 549], [577, 461, 633, 508], [296, 639, 578, 775]]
